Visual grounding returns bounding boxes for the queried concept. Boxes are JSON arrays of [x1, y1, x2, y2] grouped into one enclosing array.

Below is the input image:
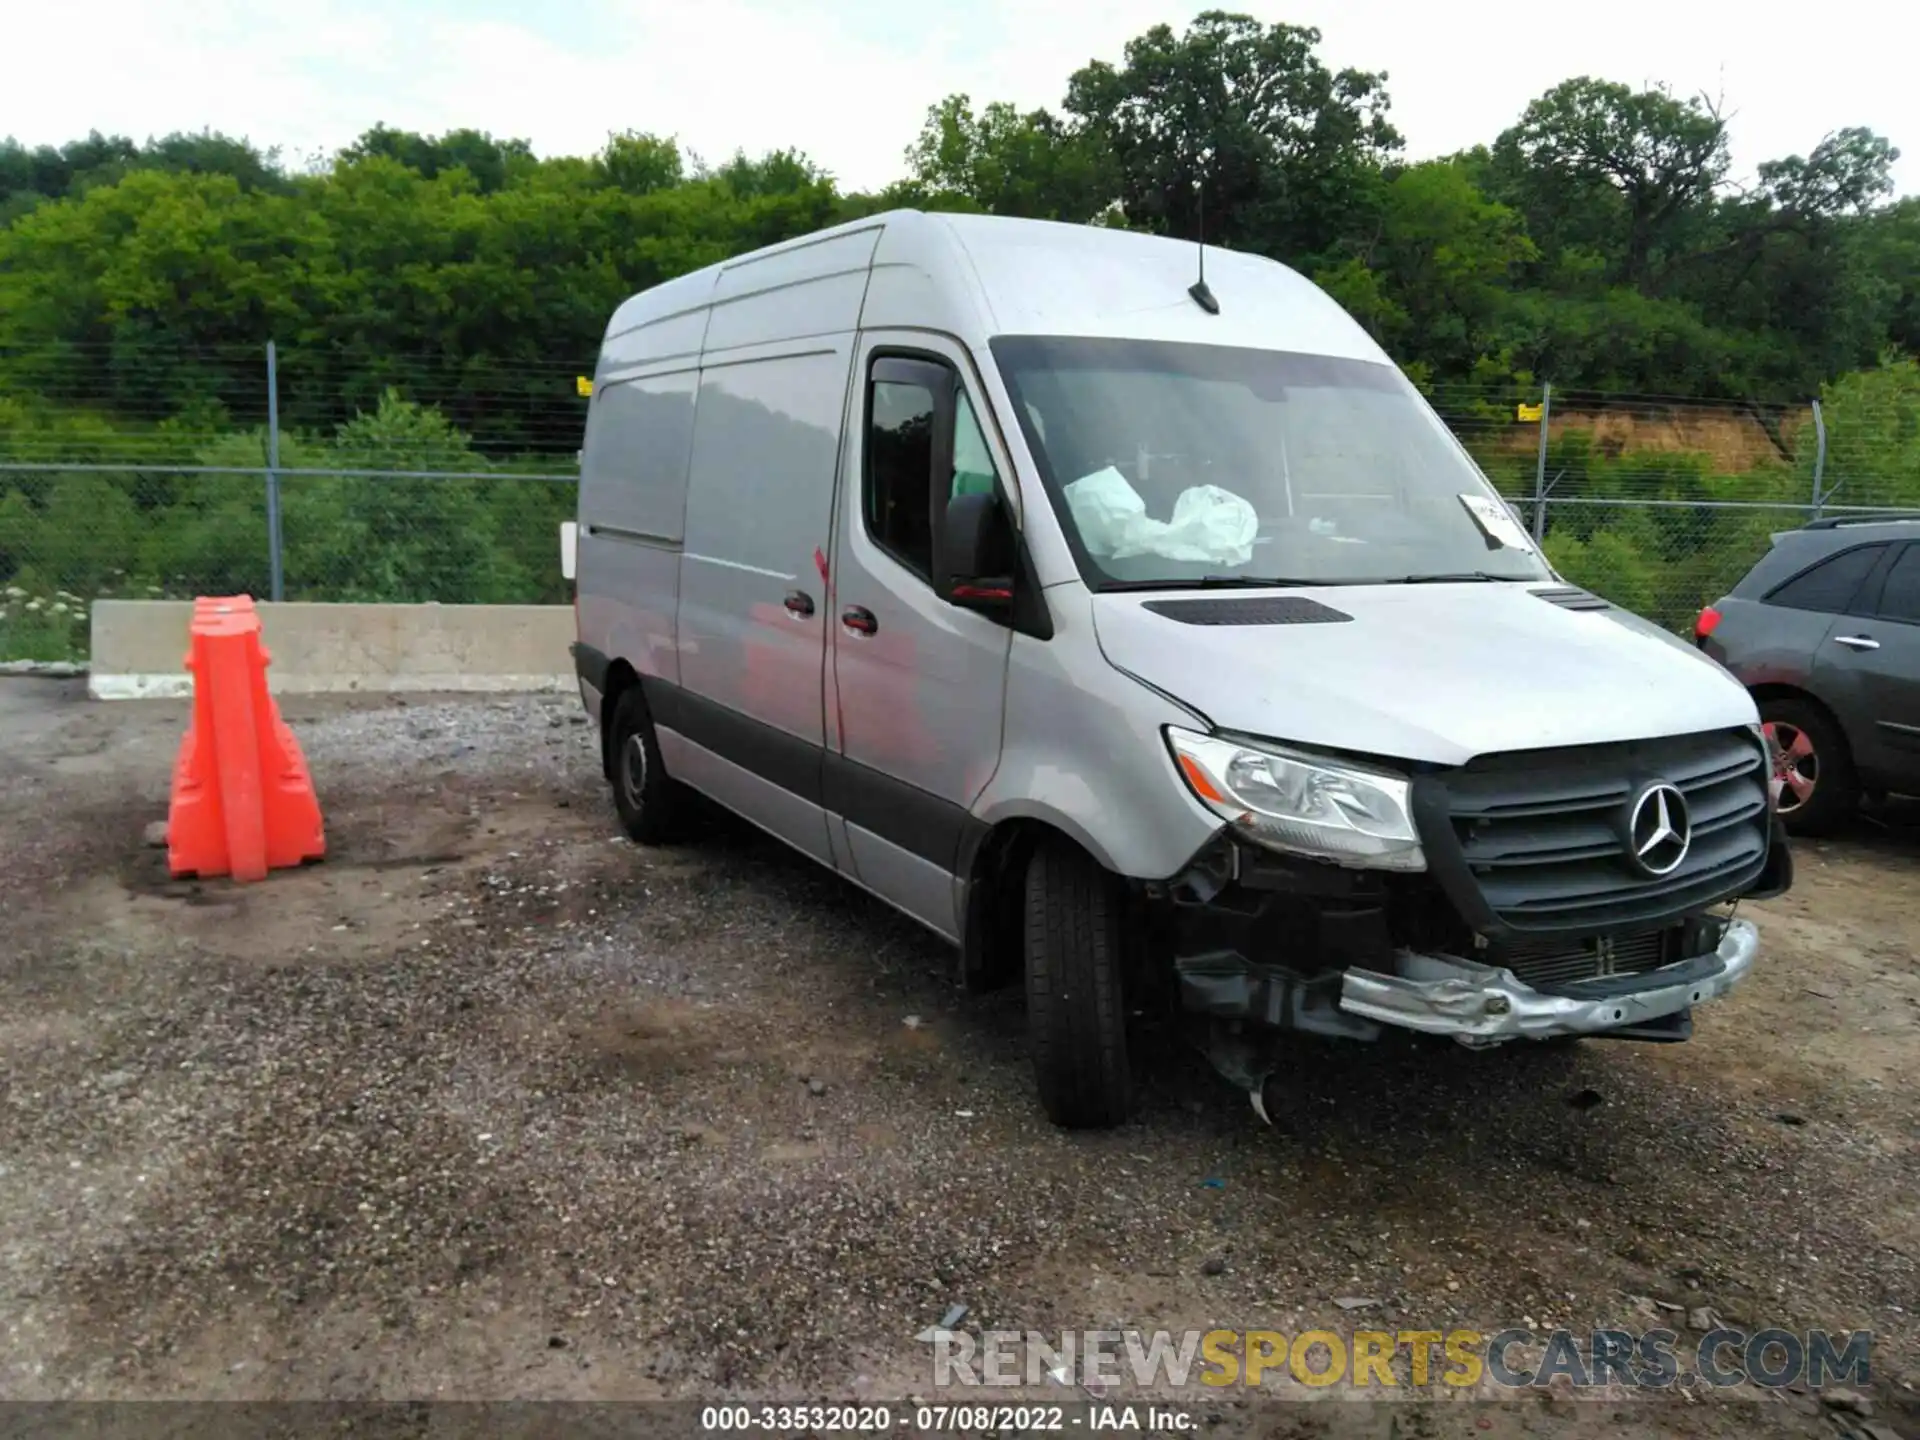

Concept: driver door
[[824, 334, 1016, 938]]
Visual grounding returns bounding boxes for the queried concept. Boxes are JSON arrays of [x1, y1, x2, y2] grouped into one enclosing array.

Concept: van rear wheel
[[608, 685, 689, 845], [1024, 838, 1133, 1129]]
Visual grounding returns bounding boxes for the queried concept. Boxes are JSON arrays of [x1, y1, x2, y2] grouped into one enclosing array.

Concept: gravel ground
[[0, 678, 1915, 1439]]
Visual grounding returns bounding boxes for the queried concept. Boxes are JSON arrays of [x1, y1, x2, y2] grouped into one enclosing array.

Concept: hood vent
[[1531, 585, 1611, 612], [1142, 596, 1353, 626]]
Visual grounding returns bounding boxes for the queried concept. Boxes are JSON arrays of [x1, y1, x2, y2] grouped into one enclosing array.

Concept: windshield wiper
[[1387, 571, 1534, 584], [1102, 572, 1537, 592], [1098, 575, 1335, 593]]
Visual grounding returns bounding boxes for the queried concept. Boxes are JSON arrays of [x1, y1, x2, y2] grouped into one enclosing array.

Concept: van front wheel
[[1024, 838, 1133, 1129], [608, 685, 688, 845]]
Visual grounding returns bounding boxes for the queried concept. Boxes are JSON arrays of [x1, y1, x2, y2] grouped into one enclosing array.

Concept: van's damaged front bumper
[[1338, 917, 1759, 1046], [1160, 805, 1785, 1054]]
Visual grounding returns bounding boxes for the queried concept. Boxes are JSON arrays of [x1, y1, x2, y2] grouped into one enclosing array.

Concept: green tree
[[1313, 159, 1535, 378], [904, 95, 1110, 220], [0, 129, 283, 225], [1673, 129, 1904, 393], [344, 124, 535, 193], [1858, 199, 1920, 355], [598, 132, 684, 195], [1062, 10, 1399, 262], [1489, 78, 1729, 288]]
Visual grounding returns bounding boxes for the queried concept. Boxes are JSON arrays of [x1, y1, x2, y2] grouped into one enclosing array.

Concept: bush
[[0, 582, 89, 661], [0, 387, 578, 645], [1545, 526, 1660, 617]]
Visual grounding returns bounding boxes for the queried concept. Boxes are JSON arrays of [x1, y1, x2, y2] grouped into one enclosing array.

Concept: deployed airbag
[[1063, 467, 1258, 566]]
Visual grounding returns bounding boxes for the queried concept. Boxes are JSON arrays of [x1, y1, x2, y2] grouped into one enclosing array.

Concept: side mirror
[[940, 492, 1016, 611]]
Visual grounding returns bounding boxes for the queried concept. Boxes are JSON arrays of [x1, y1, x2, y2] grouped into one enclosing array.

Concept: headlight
[[1165, 727, 1426, 871], [1754, 721, 1785, 811]]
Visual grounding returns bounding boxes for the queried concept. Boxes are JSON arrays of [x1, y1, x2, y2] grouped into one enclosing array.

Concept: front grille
[[1494, 929, 1671, 989], [1425, 728, 1770, 936]]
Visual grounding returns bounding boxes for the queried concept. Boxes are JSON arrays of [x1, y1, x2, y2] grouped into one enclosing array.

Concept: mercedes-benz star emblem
[[1626, 783, 1691, 877]]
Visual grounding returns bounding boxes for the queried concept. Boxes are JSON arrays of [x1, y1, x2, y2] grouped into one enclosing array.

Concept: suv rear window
[[1763, 544, 1883, 613], [1873, 546, 1920, 624]]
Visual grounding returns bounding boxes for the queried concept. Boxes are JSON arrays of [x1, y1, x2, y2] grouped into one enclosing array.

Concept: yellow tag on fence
[[1516, 402, 1542, 422], [576, 376, 594, 397]]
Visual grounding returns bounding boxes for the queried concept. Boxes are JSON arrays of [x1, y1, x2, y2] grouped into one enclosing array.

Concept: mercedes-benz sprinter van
[[570, 210, 1793, 1129]]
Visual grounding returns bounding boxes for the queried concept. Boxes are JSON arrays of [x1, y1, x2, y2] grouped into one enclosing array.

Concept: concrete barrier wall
[[89, 602, 576, 700]]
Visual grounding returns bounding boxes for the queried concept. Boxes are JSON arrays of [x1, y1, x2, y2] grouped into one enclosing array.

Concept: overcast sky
[[6, 0, 1915, 197]]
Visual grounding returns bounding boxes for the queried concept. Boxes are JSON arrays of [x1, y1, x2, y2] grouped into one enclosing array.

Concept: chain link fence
[[4, 344, 1918, 660], [0, 342, 585, 659], [1437, 378, 1920, 635]]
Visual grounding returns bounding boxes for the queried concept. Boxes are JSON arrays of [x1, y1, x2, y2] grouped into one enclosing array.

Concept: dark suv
[[1696, 514, 1920, 833]]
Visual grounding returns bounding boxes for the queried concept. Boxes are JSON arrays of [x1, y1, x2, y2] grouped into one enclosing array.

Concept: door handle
[[841, 605, 878, 637], [783, 589, 815, 619], [1834, 634, 1880, 651]]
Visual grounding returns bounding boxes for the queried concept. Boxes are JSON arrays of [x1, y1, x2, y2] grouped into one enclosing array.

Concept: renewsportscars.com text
[[932, 1326, 1872, 1391]]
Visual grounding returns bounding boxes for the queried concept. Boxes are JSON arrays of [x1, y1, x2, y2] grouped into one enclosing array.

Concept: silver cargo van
[[570, 210, 1793, 1128]]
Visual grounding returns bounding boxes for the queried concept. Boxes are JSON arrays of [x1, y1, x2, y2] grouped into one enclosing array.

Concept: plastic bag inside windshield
[[1062, 467, 1258, 566]]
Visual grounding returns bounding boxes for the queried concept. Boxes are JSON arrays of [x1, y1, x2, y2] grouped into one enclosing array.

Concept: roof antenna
[[1188, 169, 1219, 315]]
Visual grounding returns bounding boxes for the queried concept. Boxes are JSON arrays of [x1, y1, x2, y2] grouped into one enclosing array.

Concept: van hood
[[1090, 583, 1758, 767]]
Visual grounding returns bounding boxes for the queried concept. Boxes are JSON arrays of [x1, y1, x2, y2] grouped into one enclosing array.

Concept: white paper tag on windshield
[[1458, 493, 1537, 552]]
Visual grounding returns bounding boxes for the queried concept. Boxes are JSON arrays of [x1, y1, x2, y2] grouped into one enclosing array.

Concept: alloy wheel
[[1762, 720, 1817, 816]]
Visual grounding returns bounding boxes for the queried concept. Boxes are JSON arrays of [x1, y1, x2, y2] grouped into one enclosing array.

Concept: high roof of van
[[598, 210, 1390, 371]]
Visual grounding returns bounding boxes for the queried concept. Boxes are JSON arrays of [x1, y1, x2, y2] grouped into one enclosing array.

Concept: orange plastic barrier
[[166, 596, 325, 882]]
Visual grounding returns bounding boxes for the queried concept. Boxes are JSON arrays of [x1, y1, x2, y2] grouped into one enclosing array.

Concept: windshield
[[989, 336, 1551, 589]]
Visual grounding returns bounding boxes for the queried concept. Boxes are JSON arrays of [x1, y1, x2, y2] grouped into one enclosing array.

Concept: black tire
[[607, 685, 689, 845], [1759, 697, 1857, 837], [1023, 838, 1133, 1129]]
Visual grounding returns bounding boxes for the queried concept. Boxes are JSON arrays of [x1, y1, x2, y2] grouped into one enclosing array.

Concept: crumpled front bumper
[[1338, 918, 1759, 1045]]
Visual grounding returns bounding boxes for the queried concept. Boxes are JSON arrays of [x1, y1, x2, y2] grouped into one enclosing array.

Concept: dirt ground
[[0, 678, 1914, 1439]]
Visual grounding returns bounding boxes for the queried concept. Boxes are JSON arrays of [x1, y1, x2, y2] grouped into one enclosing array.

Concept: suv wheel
[[608, 685, 690, 844], [1024, 838, 1133, 1129], [1760, 698, 1856, 836]]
